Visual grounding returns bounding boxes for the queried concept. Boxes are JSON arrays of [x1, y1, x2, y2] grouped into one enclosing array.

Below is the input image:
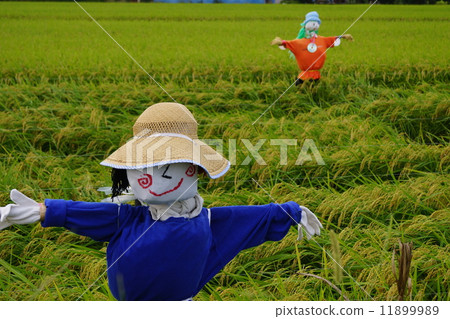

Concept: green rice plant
[[0, 2, 448, 301]]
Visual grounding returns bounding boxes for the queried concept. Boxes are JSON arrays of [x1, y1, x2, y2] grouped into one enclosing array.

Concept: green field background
[[0, 2, 448, 301]]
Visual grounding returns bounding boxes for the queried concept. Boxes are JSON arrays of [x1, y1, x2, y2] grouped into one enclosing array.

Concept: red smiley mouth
[[148, 178, 184, 197]]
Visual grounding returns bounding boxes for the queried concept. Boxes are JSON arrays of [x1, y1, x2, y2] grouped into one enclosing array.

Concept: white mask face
[[305, 21, 320, 32], [126, 163, 198, 204]]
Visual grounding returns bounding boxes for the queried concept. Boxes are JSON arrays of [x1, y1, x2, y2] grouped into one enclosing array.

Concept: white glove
[[298, 206, 323, 241], [0, 189, 40, 230]]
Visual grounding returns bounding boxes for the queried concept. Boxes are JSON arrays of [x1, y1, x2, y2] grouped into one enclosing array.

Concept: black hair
[[111, 168, 130, 199], [111, 168, 142, 206]]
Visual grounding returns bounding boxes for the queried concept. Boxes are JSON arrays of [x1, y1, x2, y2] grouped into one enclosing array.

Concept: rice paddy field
[[0, 2, 449, 301]]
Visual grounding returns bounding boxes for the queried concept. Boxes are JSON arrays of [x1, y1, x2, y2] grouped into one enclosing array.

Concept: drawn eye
[[162, 165, 172, 179], [138, 174, 152, 189], [185, 165, 196, 177]]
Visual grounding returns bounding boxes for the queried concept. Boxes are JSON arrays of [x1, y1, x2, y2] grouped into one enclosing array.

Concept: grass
[[0, 2, 449, 301]]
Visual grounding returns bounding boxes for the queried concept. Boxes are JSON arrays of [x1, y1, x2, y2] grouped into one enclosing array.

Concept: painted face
[[126, 163, 198, 204], [305, 21, 320, 32]]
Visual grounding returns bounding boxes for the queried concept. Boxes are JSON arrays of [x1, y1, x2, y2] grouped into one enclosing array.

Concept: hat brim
[[100, 134, 230, 179], [303, 18, 321, 25]]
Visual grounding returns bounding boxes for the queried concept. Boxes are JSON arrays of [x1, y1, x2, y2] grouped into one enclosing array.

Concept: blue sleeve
[[197, 202, 302, 291], [41, 199, 121, 242]]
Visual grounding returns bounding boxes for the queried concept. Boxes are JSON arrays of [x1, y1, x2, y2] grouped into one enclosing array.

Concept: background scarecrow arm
[[270, 38, 297, 54], [271, 36, 284, 46], [332, 34, 354, 48], [340, 34, 353, 41]]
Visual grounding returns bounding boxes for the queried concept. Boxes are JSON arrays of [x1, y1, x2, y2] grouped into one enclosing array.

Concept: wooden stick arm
[[39, 203, 46, 221]]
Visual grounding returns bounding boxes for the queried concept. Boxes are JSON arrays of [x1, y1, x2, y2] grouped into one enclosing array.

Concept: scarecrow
[[0, 102, 323, 301], [271, 11, 354, 85]]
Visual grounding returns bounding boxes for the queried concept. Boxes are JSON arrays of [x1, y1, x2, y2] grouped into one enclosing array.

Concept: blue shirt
[[42, 199, 302, 300]]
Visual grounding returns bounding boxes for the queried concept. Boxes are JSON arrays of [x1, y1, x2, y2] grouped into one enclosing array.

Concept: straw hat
[[100, 103, 230, 179]]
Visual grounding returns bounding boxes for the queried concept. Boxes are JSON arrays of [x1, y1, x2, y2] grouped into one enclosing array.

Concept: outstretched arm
[[271, 36, 284, 46], [325, 34, 354, 49], [0, 189, 41, 230], [271, 36, 291, 51], [196, 202, 322, 293], [340, 34, 354, 41], [39, 202, 46, 221], [1, 189, 122, 242]]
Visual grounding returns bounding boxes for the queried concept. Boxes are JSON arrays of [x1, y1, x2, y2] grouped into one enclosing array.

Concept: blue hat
[[301, 11, 321, 26]]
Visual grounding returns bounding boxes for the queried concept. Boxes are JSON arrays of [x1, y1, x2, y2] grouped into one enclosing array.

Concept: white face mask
[[305, 21, 320, 32], [126, 163, 198, 204]]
